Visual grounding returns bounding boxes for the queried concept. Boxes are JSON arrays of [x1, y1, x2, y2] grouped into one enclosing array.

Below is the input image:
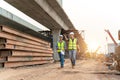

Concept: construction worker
[[57, 35, 66, 68], [68, 32, 77, 69]]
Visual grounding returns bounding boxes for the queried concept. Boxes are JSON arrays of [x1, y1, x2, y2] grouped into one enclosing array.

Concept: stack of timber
[[0, 25, 53, 68]]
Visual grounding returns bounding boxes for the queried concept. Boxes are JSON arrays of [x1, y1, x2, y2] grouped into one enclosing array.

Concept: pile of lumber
[[0, 25, 53, 68]]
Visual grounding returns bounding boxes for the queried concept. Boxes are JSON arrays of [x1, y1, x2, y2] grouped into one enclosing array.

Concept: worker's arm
[[64, 41, 67, 50], [63, 34, 68, 41], [77, 45, 80, 52]]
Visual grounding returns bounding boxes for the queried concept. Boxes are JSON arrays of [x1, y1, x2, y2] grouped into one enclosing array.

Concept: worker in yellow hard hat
[[56, 35, 66, 68]]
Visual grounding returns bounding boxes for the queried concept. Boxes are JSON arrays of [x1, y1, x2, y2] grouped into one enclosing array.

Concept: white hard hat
[[70, 32, 74, 35], [59, 35, 63, 37]]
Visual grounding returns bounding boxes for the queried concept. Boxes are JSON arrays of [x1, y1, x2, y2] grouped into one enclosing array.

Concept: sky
[[0, 0, 120, 53], [63, 0, 120, 52]]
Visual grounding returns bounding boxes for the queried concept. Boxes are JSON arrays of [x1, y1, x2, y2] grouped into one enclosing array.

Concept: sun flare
[[88, 42, 99, 52]]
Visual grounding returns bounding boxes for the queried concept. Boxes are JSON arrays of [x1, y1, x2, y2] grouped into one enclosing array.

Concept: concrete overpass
[[5, 0, 75, 30], [4, 0, 75, 60]]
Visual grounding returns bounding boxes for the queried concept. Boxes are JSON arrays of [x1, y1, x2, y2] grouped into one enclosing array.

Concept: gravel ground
[[0, 59, 120, 80]]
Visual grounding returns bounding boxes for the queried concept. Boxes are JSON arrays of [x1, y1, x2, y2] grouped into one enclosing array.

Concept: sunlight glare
[[88, 42, 99, 52]]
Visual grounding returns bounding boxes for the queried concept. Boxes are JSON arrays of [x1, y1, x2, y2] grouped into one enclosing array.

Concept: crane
[[104, 29, 118, 46]]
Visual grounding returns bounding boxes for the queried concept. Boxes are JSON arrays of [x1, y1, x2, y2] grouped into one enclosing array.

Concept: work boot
[[58, 66, 64, 69], [61, 66, 64, 68]]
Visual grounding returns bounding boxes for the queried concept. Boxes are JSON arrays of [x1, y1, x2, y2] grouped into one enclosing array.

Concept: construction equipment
[[105, 30, 118, 46], [119, 30, 120, 40], [105, 29, 120, 71]]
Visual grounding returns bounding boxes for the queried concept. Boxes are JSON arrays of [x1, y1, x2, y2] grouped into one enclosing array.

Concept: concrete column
[[52, 29, 61, 61]]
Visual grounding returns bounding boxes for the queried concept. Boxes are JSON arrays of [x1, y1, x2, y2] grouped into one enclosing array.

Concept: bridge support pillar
[[52, 29, 61, 61]]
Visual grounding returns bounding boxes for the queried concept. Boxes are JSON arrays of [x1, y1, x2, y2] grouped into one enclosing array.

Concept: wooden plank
[[0, 44, 53, 53], [4, 60, 50, 68], [7, 56, 53, 61], [0, 39, 50, 49], [0, 31, 48, 47], [0, 25, 49, 45], [0, 50, 53, 57]]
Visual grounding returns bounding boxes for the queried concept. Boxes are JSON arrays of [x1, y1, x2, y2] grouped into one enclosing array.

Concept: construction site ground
[[0, 59, 120, 80]]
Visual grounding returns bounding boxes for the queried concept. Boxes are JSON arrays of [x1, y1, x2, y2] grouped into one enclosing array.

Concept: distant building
[[107, 43, 116, 54]]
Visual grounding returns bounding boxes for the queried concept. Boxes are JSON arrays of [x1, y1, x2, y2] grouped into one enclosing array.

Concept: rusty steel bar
[[0, 25, 53, 68], [0, 63, 4, 68], [0, 38, 50, 49], [0, 50, 53, 57], [7, 56, 53, 62], [0, 44, 53, 53], [12, 50, 53, 56], [4, 60, 50, 68], [0, 51, 12, 57], [0, 44, 5, 48], [0, 57, 6, 61], [0, 31, 49, 46], [0, 38, 6, 44], [0, 25, 49, 45]]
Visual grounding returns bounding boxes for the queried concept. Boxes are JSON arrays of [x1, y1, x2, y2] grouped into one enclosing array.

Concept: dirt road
[[0, 59, 120, 80]]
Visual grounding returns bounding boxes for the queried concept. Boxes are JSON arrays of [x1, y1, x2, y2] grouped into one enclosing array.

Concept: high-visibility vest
[[68, 38, 77, 50], [57, 41, 65, 52]]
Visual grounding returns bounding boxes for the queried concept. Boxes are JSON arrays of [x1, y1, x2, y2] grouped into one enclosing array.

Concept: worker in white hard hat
[[56, 35, 66, 69], [68, 32, 78, 69]]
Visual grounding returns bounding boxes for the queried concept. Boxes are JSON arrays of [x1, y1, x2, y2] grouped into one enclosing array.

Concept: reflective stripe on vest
[[68, 38, 77, 50], [57, 41, 65, 52]]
